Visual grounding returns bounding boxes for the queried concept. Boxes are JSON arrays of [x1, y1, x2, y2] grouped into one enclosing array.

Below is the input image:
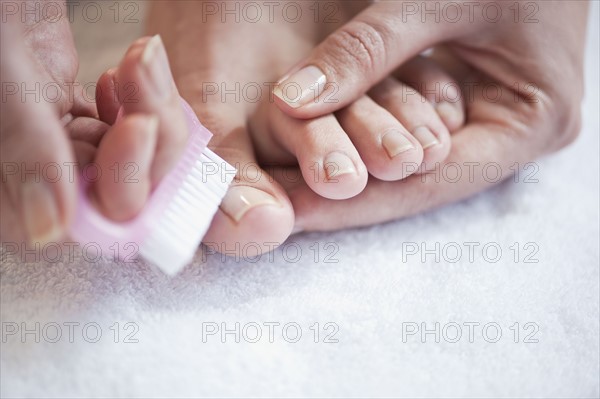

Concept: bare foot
[[251, 55, 465, 201], [146, 1, 464, 253], [146, 1, 334, 255]]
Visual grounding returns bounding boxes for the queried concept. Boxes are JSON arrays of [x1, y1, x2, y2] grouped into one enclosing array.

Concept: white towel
[[2, 5, 599, 398]]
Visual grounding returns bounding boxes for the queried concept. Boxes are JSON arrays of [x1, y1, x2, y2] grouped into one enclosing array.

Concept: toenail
[[323, 152, 357, 180], [273, 66, 326, 108], [220, 186, 280, 223], [413, 126, 439, 149], [381, 130, 415, 158]]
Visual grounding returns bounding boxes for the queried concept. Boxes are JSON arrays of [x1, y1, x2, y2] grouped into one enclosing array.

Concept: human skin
[[3, 0, 452, 252], [146, 1, 467, 253], [147, 0, 587, 240], [0, 2, 190, 245], [270, 0, 588, 230], [146, 0, 338, 253], [0, 1, 588, 255]]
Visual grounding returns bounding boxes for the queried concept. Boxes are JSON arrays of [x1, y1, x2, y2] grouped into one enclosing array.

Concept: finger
[[0, 115, 73, 246], [0, 41, 75, 245], [96, 68, 120, 125], [272, 1, 469, 119], [369, 77, 451, 171], [335, 95, 424, 181], [65, 116, 109, 148], [65, 116, 109, 167], [115, 35, 188, 186], [148, 7, 296, 256], [394, 56, 466, 132], [93, 114, 159, 221]]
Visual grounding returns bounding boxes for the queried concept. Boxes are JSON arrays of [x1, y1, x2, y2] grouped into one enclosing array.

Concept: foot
[[251, 54, 465, 201], [147, 2, 466, 254], [146, 2, 329, 255]]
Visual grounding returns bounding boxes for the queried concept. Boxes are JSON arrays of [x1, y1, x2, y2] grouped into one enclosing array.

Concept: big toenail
[[220, 186, 280, 223]]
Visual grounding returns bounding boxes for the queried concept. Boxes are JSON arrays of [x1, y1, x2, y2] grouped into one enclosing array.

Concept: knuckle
[[520, 89, 583, 152], [549, 76, 584, 148], [549, 93, 583, 150], [556, 106, 582, 148], [326, 21, 388, 78]]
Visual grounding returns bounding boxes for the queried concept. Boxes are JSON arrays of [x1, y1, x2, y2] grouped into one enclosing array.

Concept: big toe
[[199, 107, 295, 258]]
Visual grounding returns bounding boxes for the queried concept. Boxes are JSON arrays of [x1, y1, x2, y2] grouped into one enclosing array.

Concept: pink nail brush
[[70, 98, 236, 275]]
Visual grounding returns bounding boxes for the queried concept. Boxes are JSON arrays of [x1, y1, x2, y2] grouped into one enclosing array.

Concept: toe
[[394, 55, 466, 132], [335, 95, 424, 181], [195, 104, 295, 257], [261, 106, 369, 200], [369, 77, 451, 171]]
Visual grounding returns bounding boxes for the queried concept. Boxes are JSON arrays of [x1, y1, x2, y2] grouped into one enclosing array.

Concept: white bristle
[[138, 149, 236, 275]]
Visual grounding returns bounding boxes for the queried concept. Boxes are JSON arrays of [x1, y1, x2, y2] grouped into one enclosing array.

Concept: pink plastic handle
[[70, 99, 212, 260]]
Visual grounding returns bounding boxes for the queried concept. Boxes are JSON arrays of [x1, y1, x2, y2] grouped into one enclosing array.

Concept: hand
[[250, 54, 465, 201], [1, 3, 188, 246], [148, 0, 461, 254], [269, 1, 588, 231]]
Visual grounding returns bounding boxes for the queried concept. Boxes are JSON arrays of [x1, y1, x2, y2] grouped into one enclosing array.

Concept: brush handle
[[70, 98, 213, 261]]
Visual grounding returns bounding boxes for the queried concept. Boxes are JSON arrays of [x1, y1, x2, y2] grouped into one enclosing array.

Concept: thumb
[[273, 1, 465, 119]]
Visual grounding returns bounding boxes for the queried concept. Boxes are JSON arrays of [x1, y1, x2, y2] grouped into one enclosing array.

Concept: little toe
[[395, 56, 466, 132]]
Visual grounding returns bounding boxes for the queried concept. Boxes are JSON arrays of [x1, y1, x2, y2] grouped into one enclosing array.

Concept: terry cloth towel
[[1, 3, 599, 398]]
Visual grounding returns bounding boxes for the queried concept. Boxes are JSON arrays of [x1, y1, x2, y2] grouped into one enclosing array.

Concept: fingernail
[[273, 66, 326, 108], [220, 186, 280, 223], [323, 152, 357, 180], [381, 130, 415, 158], [105, 67, 118, 83], [413, 126, 439, 149], [141, 35, 174, 98], [22, 181, 62, 246], [436, 101, 460, 126]]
